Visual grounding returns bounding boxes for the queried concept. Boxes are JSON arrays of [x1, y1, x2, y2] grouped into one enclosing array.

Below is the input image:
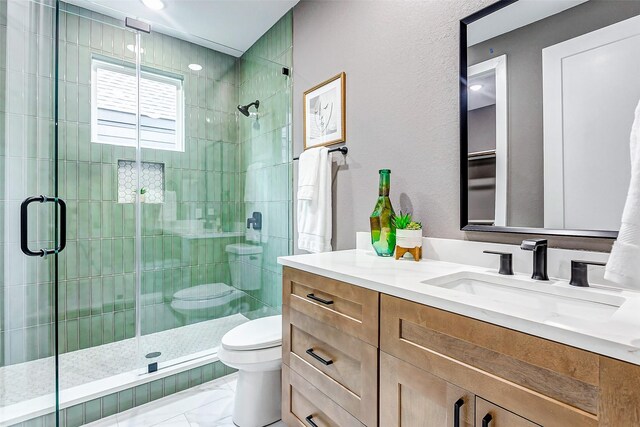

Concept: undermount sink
[[422, 271, 625, 323]]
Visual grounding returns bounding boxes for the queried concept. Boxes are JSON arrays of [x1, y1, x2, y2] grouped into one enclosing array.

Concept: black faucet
[[483, 250, 513, 275], [246, 211, 262, 231], [569, 260, 607, 287], [520, 239, 548, 281]]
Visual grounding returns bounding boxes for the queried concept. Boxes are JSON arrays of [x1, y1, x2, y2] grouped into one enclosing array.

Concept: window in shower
[[91, 57, 185, 151]]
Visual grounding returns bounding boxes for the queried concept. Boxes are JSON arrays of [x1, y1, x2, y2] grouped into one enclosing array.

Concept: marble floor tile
[[85, 375, 283, 427], [153, 414, 192, 427]]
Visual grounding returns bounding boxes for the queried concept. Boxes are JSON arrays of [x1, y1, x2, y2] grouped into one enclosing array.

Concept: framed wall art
[[303, 72, 346, 149]]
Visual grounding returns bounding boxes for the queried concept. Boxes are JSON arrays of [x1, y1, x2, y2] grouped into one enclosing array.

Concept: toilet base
[[233, 368, 282, 427]]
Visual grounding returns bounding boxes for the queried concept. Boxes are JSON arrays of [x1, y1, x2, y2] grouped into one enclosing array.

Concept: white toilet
[[170, 244, 263, 321], [218, 315, 283, 427], [226, 243, 264, 291], [170, 282, 246, 322]]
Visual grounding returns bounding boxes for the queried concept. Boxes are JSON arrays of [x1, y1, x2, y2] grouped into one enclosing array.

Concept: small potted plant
[[393, 212, 423, 261], [136, 187, 147, 203]]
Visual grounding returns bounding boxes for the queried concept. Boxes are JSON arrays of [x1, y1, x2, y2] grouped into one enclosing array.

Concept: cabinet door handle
[[305, 415, 319, 427], [482, 414, 493, 427], [306, 348, 334, 365], [307, 293, 334, 305], [453, 398, 464, 427]]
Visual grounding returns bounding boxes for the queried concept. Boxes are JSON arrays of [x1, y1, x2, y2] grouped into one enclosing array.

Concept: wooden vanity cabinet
[[282, 267, 640, 427], [379, 294, 597, 427], [380, 352, 475, 427], [474, 398, 540, 427], [379, 351, 542, 427], [282, 267, 379, 427]]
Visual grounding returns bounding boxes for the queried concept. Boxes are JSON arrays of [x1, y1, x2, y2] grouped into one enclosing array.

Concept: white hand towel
[[297, 148, 322, 200], [605, 99, 640, 289], [297, 147, 332, 253]]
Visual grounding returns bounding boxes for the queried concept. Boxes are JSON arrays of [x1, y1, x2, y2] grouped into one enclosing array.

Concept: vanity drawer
[[475, 398, 540, 427], [282, 365, 365, 427], [283, 267, 379, 346], [380, 294, 598, 426], [283, 307, 377, 426]]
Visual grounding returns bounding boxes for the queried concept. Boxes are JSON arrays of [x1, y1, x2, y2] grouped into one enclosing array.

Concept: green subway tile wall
[[237, 12, 293, 317], [2, 3, 291, 422], [54, 2, 242, 356], [0, 0, 292, 376], [0, 0, 58, 369]]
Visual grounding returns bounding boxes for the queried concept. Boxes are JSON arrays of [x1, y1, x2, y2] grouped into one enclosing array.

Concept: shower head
[[238, 100, 260, 117]]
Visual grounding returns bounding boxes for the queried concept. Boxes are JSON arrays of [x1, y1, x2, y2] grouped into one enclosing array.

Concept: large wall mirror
[[460, 0, 640, 238]]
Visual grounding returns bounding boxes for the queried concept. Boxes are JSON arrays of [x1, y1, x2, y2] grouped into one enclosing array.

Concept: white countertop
[[278, 249, 640, 365]]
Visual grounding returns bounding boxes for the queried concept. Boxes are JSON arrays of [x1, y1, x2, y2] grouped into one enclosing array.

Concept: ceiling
[[467, 0, 589, 46], [64, 0, 299, 57]]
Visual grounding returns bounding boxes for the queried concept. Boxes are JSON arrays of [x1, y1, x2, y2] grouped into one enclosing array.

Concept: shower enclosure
[[0, 1, 293, 425]]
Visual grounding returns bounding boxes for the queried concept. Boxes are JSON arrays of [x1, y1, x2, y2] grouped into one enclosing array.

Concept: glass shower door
[[0, 0, 62, 425], [134, 24, 249, 371]]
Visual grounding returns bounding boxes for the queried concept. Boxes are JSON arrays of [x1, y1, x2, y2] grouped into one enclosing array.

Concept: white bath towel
[[605, 99, 640, 289], [297, 147, 332, 253], [297, 147, 322, 200]]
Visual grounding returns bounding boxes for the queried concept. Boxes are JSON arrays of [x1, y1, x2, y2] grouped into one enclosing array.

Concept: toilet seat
[[221, 315, 282, 351], [171, 283, 244, 315], [173, 283, 234, 301], [218, 315, 283, 371], [218, 345, 282, 371]]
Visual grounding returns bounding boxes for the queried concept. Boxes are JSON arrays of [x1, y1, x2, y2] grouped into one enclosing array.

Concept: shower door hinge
[[125, 17, 151, 33]]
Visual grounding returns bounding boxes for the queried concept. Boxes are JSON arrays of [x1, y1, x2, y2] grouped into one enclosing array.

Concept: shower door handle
[[21, 195, 67, 257]]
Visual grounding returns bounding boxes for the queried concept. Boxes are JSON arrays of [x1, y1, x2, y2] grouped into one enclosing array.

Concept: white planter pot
[[396, 229, 423, 248]]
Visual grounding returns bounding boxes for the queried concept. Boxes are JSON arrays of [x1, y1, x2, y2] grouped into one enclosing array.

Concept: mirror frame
[[459, 0, 618, 239]]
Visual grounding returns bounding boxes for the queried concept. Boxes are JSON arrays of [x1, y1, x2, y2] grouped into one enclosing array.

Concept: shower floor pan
[[0, 313, 248, 426]]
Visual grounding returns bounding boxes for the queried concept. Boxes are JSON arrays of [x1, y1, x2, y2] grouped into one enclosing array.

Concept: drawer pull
[[305, 415, 319, 427], [306, 348, 334, 366], [482, 414, 493, 427], [453, 398, 464, 427], [307, 293, 334, 305]]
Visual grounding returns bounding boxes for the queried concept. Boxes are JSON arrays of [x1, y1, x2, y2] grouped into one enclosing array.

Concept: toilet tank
[[226, 243, 263, 291]]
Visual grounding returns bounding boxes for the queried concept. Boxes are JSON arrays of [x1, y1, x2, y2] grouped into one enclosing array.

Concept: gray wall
[[292, 0, 614, 253], [468, 105, 496, 222], [468, 105, 496, 153], [468, 0, 640, 228]]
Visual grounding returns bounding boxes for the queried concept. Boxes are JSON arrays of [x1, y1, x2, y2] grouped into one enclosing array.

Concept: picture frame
[[303, 72, 346, 149]]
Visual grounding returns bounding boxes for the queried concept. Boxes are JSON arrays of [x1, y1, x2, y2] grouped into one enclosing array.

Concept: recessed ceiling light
[[126, 44, 145, 54], [470, 84, 483, 92], [141, 0, 165, 11], [188, 63, 203, 71]]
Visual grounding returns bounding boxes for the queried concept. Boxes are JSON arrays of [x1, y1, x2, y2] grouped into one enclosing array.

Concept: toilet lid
[[221, 315, 282, 351], [225, 243, 263, 255], [174, 283, 234, 301]]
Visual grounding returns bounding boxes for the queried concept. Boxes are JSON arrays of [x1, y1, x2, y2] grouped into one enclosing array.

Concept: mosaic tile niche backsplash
[[117, 161, 165, 204], [0, 1, 292, 368]]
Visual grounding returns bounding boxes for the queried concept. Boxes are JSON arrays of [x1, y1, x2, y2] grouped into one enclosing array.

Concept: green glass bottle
[[370, 169, 396, 257]]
